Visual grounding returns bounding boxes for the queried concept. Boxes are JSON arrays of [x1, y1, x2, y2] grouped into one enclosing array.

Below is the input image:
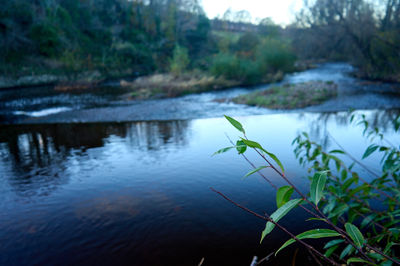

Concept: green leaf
[[361, 214, 376, 228], [265, 151, 285, 174], [212, 146, 234, 156], [345, 223, 365, 247], [241, 138, 284, 173], [348, 184, 369, 197], [310, 171, 328, 206], [324, 239, 344, 249], [243, 166, 268, 179], [347, 257, 373, 265], [362, 144, 379, 159], [368, 252, 384, 260], [224, 115, 245, 134], [276, 186, 294, 208], [275, 229, 341, 255], [329, 149, 345, 154], [241, 138, 263, 150], [383, 242, 394, 254], [325, 245, 339, 257], [342, 177, 358, 190], [340, 244, 354, 260], [236, 140, 247, 154], [306, 217, 327, 222], [260, 199, 302, 243]]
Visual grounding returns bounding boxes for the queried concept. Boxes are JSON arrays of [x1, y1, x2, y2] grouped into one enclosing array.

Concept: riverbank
[[119, 73, 240, 100], [118, 71, 287, 100], [0, 69, 285, 100], [3, 63, 400, 124], [233, 81, 338, 109]]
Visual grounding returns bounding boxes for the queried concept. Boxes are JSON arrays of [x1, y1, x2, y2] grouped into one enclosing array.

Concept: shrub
[[29, 23, 61, 57], [256, 38, 296, 73], [210, 53, 262, 84], [169, 45, 190, 75]]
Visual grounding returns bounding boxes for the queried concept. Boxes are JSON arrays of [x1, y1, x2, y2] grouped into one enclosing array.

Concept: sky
[[201, 0, 304, 26]]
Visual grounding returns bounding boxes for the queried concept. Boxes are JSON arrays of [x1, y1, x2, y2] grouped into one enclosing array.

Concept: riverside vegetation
[[213, 115, 400, 265], [0, 0, 296, 92], [2, 0, 400, 93], [233, 81, 338, 109]]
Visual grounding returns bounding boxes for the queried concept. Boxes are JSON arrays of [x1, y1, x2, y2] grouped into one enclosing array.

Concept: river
[[0, 63, 399, 265]]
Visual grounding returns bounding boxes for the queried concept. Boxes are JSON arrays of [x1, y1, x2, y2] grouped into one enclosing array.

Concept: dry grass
[[120, 72, 239, 99]]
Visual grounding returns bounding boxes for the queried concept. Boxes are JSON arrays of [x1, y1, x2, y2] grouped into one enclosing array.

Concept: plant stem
[[210, 187, 341, 266]]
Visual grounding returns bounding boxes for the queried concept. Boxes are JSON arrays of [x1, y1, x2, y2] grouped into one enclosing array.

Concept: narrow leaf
[[275, 229, 341, 255], [241, 138, 263, 150], [276, 186, 294, 208], [260, 199, 302, 243], [347, 258, 373, 265], [241, 138, 285, 173], [244, 166, 268, 179], [224, 115, 245, 134], [362, 144, 379, 159], [340, 244, 354, 260], [310, 171, 328, 206], [325, 245, 339, 257], [266, 151, 285, 174], [324, 239, 344, 249], [306, 217, 327, 222], [327, 204, 349, 219], [212, 146, 234, 156], [329, 149, 345, 154], [345, 223, 365, 247]]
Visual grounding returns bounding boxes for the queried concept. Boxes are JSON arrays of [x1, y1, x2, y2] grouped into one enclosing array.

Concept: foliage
[[256, 38, 296, 73], [210, 34, 296, 85], [214, 114, 400, 265], [233, 81, 338, 109], [290, 0, 400, 82], [169, 45, 190, 76], [0, 0, 209, 76], [29, 23, 61, 57]]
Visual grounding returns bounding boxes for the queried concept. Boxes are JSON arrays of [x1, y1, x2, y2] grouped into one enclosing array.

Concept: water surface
[[1, 110, 399, 265], [1, 63, 400, 265]]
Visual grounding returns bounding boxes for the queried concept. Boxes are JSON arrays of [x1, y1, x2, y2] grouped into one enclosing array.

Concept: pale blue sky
[[201, 0, 303, 25]]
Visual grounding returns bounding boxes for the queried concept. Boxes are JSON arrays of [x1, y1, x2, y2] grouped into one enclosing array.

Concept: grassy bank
[[233, 81, 338, 109], [120, 72, 240, 99]]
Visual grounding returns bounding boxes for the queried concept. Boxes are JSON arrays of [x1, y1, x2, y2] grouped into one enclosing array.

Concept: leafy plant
[[213, 115, 400, 265], [169, 45, 190, 76]]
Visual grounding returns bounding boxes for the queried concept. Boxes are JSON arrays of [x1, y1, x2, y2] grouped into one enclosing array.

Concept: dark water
[[1, 111, 400, 265], [1, 63, 400, 265]]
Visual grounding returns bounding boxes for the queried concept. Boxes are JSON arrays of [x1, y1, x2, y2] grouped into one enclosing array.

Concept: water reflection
[[298, 109, 400, 147], [0, 120, 190, 196]]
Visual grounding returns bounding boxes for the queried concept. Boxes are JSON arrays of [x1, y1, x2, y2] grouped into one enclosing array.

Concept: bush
[[256, 38, 296, 73], [169, 45, 190, 75], [29, 23, 61, 57], [210, 53, 262, 84]]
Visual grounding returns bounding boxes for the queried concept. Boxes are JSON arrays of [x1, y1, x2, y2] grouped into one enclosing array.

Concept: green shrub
[[210, 53, 239, 80], [29, 23, 61, 57], [210, 53, 262, 84], [256, 38, 296, 73], [169, 45, 190, 75]]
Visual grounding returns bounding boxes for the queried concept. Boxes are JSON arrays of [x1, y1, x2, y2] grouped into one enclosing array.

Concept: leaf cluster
[[214, 115, 400, 265]]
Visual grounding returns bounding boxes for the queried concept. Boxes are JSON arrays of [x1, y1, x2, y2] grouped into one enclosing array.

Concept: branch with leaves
[[213, 115, 400, 265]]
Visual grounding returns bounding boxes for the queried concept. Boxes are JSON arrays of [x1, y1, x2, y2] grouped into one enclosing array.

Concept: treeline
[[0, 0, 211, 77], [0, 0, 295, 85], [288, 0, 400, 81]]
